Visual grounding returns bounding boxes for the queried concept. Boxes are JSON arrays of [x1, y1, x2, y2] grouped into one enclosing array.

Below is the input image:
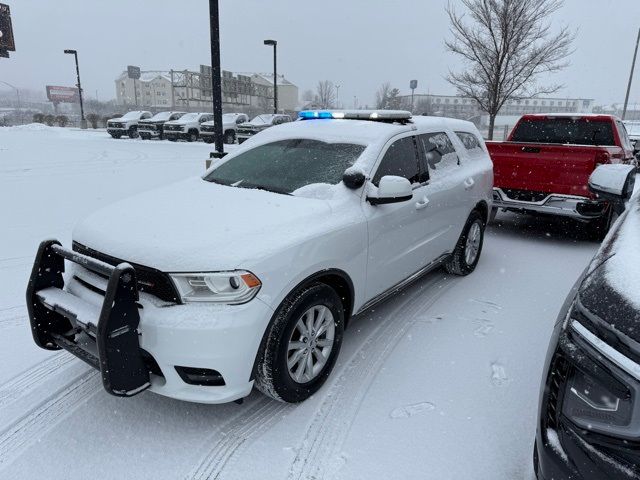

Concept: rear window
[[510, 118, 615, 146]]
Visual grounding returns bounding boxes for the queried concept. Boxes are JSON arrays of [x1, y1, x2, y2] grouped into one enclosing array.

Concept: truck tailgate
[[488, 143, 607, 197]]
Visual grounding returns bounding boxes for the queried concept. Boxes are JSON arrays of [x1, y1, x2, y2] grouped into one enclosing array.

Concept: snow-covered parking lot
[[0, 126, 600, 479]]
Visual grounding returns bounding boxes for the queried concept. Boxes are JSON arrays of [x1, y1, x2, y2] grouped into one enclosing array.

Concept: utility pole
[[623, 27, 640, 120], [64, 49, 87, 129], [264, 39, 278, 114], [335, 84, 341, 109], [209, 0, 224, 154]]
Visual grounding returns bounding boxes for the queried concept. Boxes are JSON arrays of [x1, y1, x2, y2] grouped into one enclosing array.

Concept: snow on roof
[[251, 73, 294, 86], [116, 71, 171, 83]]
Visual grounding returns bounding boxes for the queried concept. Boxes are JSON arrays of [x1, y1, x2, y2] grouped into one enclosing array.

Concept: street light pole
[[64, 49, 87, 129], [209, 0, 224, 154], [264, 39, 277, 114], [623, 27, 640, 120]]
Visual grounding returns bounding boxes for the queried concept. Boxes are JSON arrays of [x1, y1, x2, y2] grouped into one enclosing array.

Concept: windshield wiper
[[237, 182, 292, 195]]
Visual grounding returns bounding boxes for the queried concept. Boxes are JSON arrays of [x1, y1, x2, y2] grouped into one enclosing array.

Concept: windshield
[[510, 118, 615, 145], [177, 113, 198, 122], [150, 112, 172, 121], [250, 114, 275, 125], [204, 139, 366, 194], [121, 111, 142, 120]]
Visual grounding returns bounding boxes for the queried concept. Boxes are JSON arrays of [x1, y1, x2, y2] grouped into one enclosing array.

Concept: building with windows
[[115, 69, 298, 114], [401, 93, 594, 121]]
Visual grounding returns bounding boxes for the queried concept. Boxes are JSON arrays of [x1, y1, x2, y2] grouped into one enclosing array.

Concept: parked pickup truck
[[487, 113, 637, 239], [236, 114, 292, 144], [138, 111, 186, 140], [163, 112, 214, 142], [200, 113, 249, 144], [107, 111, 152, 139]]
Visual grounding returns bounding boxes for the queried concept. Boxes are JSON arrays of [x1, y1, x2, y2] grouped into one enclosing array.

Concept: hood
[[164, 120, 188, 126], [580, 199, 640, 342], [240, 122, 269, 129], [73, 177, 334, 272]]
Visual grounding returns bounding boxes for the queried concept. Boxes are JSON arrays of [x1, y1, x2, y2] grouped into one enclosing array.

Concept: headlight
[[170, 271, 261, 304]]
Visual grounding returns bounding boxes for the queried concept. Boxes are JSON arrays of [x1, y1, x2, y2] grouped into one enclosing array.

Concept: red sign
[[46, 85, 79, 103]]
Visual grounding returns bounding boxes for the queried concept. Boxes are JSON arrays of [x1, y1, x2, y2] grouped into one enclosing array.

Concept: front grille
[[108, 122, 123, 129], [164, 125, 183, 132], [72, 241, 180, 303], [503, 189, 549, 203], [139, 123, 156, 131]]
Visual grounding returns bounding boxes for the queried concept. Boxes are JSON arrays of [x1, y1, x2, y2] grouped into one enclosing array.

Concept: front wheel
[[224, 130, 236, 144], [444, 210, 485, 276], [187, 130, 198, 142], [128, 127, 138, 139], [255, 283, 344, 403]]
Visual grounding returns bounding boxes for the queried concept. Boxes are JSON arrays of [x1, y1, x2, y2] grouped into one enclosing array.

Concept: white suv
[[26, 111, 493, 404], [107, 111, 152, 139], [163, 112, 214, 142], [200, 113, 249, 144]]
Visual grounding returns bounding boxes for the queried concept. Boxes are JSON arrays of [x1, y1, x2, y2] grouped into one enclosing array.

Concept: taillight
[[595, 151, 611, 165]]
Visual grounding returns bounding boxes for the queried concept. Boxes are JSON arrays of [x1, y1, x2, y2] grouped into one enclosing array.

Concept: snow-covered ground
[[0, 125, 599, 479]]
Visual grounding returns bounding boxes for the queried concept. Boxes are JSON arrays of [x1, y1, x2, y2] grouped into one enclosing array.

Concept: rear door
[[417, 131, 470, 250]]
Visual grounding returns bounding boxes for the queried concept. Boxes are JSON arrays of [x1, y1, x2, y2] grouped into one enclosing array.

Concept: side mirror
[[342, 168, 366, 189], [367, 176, 413, 205], [588, 164, 636, 202]]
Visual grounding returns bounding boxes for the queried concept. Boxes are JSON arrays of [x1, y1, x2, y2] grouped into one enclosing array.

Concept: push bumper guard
[[26, 239, 150, 397]]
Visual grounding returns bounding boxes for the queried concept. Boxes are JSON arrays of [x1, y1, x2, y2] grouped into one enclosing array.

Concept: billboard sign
[[0, 3, 16, 54], [46, 86, 79, 103], [127, 65, 141, 79]]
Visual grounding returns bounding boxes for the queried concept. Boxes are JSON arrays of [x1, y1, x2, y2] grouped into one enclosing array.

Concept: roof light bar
[[298, 110, 412, 121]]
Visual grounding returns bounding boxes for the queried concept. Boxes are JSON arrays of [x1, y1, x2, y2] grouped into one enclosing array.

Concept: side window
[[142, 112, 151, 119], [418, 132, 458, 178], [372, 136, 420, 186], [455, 131, 483, 152]]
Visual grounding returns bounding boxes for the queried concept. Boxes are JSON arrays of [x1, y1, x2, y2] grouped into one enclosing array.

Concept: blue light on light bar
[[299, 110, 334, 119]]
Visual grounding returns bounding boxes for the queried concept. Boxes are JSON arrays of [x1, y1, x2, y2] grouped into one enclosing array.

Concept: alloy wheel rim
[[465, 222, 482, 265], [287, 305, 335, 384]]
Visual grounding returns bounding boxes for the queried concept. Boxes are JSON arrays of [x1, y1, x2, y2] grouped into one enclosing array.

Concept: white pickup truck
[[163, 112, 214, 142], [200, 113, 249, 144], [107, 111, 152, 139]]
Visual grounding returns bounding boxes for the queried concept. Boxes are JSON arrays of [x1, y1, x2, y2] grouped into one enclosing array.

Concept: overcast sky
[[1, 0, 639, 107]]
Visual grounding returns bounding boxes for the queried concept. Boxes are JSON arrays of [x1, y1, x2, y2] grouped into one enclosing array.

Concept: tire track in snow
[[0, 308, 27, 330], [0, 371, 100, 469], [184, 396, 293, 480], [0, 353, 77, 409], [287, 274, 456, 480]]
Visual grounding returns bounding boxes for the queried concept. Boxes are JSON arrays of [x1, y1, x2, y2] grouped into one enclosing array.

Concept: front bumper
[[107, 127, 128, 135], [492, 188, 607, 220], [138, 128, 161, 138], [26, 240, 273, 404], [163, 130, 188, 140]]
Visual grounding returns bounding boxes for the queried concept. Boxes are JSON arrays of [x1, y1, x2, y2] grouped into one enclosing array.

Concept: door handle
[[415, 196, 430, 210], [464, 178, 475, 190]]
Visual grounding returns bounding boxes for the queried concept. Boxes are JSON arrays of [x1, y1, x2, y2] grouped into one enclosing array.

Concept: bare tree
[[375, 82, 392, 109], [376, 83, 405, 110], [445, 0, 574, 139], [316, 80, 336, 108]]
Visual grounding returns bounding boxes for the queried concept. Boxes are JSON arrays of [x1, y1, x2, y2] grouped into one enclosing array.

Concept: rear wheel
[[255, 283, 344, 403], [444, 210, 485, 276], [224, 130, 235, 144]]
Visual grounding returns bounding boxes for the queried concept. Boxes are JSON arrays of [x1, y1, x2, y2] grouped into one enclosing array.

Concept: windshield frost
[[204, 139, 366, 194]]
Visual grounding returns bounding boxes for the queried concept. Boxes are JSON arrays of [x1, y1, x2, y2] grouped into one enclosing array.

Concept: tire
[[128, 127, 138, 139], [187, 130, 198, 142], [444, 210, 485, 276], [140, 134, 149, 140], [586, 205, 617, 242], [224, 130, 235, 144], [255, 283, 344, 403], [110, 133, 121, 139], [203, 137, 214, 144], [168, 138, 176, 142]]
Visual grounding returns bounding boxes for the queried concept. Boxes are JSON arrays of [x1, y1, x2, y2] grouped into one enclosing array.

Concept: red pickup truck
[[487, 114, 637, 238]]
